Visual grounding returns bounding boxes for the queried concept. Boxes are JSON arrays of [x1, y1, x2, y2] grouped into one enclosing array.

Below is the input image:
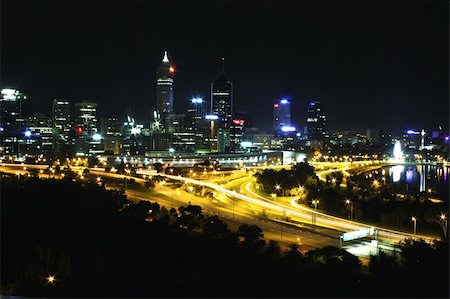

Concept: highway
[[1, 162, 437, 250], [0, 164, 338, 251], [136, 168, 436, 245]]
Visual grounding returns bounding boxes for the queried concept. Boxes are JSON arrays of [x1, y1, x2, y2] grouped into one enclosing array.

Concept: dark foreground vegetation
[[1, 176, 448, 297]]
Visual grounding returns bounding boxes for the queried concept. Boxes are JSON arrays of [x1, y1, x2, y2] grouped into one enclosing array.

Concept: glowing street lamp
[[345, 199, 353, 220], [438, 214, 448, 239], [270, 193, 277, 202], [411, 216, 417, 235], [46, 274, 56, 285], [311, 199, 319, 225], [312, 199, 319, 211], [372, 180, 379, 188]]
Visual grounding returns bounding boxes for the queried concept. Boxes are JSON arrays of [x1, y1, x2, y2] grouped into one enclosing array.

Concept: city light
[[233, 119, 244, 125], [46, 275, 56, 285], [92, 133, 102, 141], [240, 141, 253, 148], [191, 97, 203, 103], [205, 114, 218, 120], [281, 126, 296, 132], [280, 99, 289, 104], [169, 66, 175, 73], [24, 130, 32, 137]]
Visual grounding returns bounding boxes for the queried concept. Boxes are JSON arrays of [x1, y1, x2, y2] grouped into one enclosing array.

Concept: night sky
[[1, 0, 448, 134]]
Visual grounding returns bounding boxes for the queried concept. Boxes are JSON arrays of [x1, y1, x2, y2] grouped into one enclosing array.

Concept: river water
[[364, 164, 449, 200]]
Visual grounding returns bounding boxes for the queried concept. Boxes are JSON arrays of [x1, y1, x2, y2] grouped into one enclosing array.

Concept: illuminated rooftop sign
[[205, 114, 218, 120], [281, 126, 296, 132], [341, 227, 375, 242], [233, 119, 244, 126], [191, 98, 203, 104], [406, 129, 419, 135]]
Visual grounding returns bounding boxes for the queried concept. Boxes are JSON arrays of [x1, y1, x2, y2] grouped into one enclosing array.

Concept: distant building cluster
[[1, 51, 448, 160]]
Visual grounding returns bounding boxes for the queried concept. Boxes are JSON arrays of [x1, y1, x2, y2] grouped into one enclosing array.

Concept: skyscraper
[[230, 118, 245, 152], [186, 97, 207, 149], [155, 51, 175, 129], [211, 58, 233, 152], [74, 101, 99, 155], [52, 99, 72, 156], [28, 113, 53, 157], [0, 88, 31, 155], [273, 99, 291, 136], [100, 117, 122, 155], [306, 101, 328, 144]]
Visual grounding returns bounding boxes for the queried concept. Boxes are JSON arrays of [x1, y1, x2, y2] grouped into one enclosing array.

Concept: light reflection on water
[[368, 164, 449, 199]]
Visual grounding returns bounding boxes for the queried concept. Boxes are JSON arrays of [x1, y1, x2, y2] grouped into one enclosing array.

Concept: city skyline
[[1, 1, 449, 297], [1, 0, 448, 134]]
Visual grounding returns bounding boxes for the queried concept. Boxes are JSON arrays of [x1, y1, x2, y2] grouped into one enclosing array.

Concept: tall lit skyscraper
[[52, 99, 71, 156], [0, 88, 31, 155], [273, 98, 291, 136], [211, 58, 233, 128], [211, 58, 232, 152], [75, 101, 98, 136], [155, 51, 175, 129], [74, 101, 100, 155], [186, 97, 206, 149], [306, 101, 328, 144]]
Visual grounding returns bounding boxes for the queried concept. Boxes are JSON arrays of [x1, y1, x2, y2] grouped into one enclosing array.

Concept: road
[[0, 164, 338, 251], [1, 162, 437, 250]]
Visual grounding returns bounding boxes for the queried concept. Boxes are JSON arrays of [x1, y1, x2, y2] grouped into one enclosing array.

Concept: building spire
[[221, 57, 225, 72], [163, 51, 169, 63]]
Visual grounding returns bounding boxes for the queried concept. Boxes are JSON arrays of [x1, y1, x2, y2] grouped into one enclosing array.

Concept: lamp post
[[438, 214, 448, 239], [312, 199, 319, 225], [411, 216, 417, 235], [345, 199, 353, 220]]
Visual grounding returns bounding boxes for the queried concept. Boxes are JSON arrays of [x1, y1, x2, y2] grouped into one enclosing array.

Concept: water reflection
[[392, 165, 404, 183], [365, 164, 449, 199]]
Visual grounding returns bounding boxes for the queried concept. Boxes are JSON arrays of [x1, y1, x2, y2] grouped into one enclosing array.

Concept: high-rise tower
[[0, 88, 31, 155], [211, 58, 233, 152], [155, 51, 175, 129], [52, 99, 72, 156], [306, 101, 328, 144], [211, 58, 233, 129], [273, 98, 291, 136]]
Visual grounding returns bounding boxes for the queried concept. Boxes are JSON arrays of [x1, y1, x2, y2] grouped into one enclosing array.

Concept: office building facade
[[155, 51, 175, 130]]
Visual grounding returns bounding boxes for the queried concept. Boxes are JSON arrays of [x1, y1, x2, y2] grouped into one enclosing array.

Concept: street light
[[275, 184, 284, 197], [311, 199, 319, 225], [372, 180, 379, 188], [438, 214, 448, 239], [46, 274, 56, 285], [411, 216, 417, 235], [312, 199, 319, 211], [270, 193, 277, 202], [345, 199, 353, 220]]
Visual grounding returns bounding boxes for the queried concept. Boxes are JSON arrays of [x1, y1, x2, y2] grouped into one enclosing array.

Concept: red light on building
[[274, 104, 279, 108], [75, 126, 84, 136], [169, 66, 175, 73], [233, 119, 244, 126]]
